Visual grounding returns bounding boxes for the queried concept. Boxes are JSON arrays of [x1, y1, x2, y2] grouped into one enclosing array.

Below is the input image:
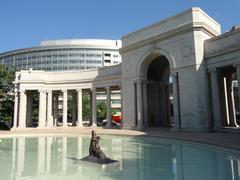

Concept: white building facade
[[0, 39, 122, 71], [12, 8, 240, 131]]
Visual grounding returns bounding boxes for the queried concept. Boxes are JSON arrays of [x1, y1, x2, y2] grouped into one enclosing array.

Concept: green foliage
[[111, 108, 117, 116], [31, 93, 39, 125], [0, 64, 15, 123], [67, 96, 73, 121], [82, 94, 90, 121], [97, 101, 107, 119]]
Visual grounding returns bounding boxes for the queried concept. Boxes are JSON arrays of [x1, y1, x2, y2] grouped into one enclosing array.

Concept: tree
[[97, 101, 107, 119], [0, 64, 15, 123], [82, 94, 90, 121]]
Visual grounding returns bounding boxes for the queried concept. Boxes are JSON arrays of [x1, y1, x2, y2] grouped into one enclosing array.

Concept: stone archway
[[146, 55, 172, 127], [134, 48, 179, 129]]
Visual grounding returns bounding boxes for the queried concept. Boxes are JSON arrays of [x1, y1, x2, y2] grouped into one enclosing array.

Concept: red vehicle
[[112, 115, 122, 123]]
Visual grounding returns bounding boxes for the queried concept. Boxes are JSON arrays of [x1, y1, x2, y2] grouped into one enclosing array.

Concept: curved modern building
[[0, 39, 122, 71]]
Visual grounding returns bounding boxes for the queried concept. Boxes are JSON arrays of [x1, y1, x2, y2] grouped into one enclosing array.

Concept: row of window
[[111, 99, 121, 104], [1, 52, 120, 63], [6, 59, 104, 66], [13, 65, 101, 71], [96, 99, 121, 104], [86, 60, 102, 64]]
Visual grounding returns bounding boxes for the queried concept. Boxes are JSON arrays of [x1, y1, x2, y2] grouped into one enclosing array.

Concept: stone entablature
[[205, 29, 240, 60], [121, 7, 220, 50], [13, 65, 122, 129], [15, 64, 121, 89]]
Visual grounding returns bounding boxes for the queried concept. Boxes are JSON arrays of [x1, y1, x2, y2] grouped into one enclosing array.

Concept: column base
[[136, 125, 144, 130], [77, 125, 83, 128], [91, 123, 97, 127], [170, 127, 180, 131], [10, 127, 18, 131], [107, 122, 112, 128], [62, 124, 68, 128]]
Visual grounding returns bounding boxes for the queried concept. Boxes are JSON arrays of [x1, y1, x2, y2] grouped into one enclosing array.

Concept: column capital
[[116, 82, 121, 88], [105, 85, 111, 90], [134, 79, 144, 83], [19, 89, 26, 93], [46, 90, 52, 93], [208, 67, 219, 73], [38, 89, 46, 93], [62, 89, 67, 93], [234, 63, 240, 68], [170, 72, 178, 77], [76, 89, 82, 92], [91, 87, 96, 92]]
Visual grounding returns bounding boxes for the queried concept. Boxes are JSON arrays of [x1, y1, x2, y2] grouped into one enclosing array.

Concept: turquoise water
[[0, 135, 239, 180]]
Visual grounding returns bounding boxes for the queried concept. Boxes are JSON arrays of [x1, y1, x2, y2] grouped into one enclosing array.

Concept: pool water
[[0, 135, 239, 180]]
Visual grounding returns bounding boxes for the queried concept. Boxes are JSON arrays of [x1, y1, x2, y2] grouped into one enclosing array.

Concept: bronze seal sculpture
[[80, 130, 120, 166]]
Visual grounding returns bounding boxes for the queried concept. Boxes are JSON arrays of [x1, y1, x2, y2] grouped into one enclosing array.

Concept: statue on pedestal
[[80, 130, 119, 166], [89, 130, 107, 161]]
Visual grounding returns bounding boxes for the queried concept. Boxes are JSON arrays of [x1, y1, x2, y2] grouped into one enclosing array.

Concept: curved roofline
[[0, 38, 122, 56], [40, 38, 121, 46]]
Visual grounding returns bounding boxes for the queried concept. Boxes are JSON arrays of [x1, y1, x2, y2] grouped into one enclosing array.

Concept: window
[[105, 60, 111, 63], [104, 53, 111, 57], [111, 99, 121, 104]]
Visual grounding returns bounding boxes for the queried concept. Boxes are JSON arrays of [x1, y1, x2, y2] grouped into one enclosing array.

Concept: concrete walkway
[[0, 127, 240, 151]]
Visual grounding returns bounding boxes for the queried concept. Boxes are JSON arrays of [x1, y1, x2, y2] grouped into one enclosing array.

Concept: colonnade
[[13, 85, 120, 129], [209, 66, 239, 130], [133, 73, 180, 130]]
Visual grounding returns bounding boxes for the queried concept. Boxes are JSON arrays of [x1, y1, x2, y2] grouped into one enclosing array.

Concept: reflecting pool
[[0, 135, 239, 180]]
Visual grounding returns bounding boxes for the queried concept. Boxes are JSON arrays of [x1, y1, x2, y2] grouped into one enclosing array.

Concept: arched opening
[[146, 55, 173, 127]]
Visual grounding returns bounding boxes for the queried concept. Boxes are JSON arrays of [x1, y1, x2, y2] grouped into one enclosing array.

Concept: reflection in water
[[0, 136, 239, 180]]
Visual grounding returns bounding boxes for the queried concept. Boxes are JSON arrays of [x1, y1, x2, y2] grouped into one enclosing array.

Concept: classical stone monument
[[12, 7, 240, 131]]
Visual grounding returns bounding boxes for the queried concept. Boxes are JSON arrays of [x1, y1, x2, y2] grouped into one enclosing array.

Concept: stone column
[[210, 69, 222, 129], [237, 64, 240, 117], [26, 91, 33, 127], [47, 90, 53, 127], [106, 86, 112, 127], [53, 94, 59, 127], [38, 90, 47, 128], [142, 81, 148, 128], [226, 75, 238, 127], [62, 90, 68, 127], [13, 91, 19, 128], [18, 90, 27, 128], [136, 80, 143, 130], [77, 89, 83, 127], [219, 76, 229, 126], [72, 91, 77, 126], [91, 87, 97, 126], [171, 73, 180, 130], [89, 90, 92, 124]]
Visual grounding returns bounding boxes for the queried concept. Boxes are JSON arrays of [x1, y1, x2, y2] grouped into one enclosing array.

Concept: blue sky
[[0, 0, 239, 52]]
